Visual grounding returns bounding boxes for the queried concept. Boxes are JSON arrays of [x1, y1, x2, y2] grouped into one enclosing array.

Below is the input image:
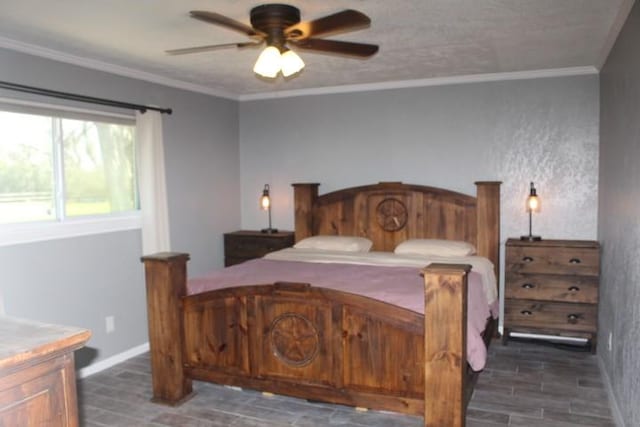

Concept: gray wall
[[0, 44, 605, 379], [239, 75, 599, 246], [599, 2, 640, 425], [239, 76, 599, 327], [0, 47, 240, 366]]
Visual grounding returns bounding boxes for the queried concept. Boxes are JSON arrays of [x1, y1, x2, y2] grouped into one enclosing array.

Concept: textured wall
[[599, 2, 640, 425], [240, 75, 599, 244], [239, 75, 599, 324], [0, 47, 240, 366]]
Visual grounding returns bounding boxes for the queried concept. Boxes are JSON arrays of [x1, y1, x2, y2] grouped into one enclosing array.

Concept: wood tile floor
[[78, 339, 615, 426]]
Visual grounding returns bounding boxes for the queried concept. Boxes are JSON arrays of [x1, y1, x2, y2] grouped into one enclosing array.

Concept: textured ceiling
[[0, 1, 633, 99]]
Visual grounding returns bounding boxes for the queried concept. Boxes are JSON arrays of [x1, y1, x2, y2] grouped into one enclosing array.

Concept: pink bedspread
[[189, 259, 495, 371]]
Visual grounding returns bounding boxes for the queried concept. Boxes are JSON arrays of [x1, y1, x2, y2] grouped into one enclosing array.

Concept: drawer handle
[[568, 286, 580, 292], [567, 314, 579, 321], [520, 310, 533, 316], [522, 283, 535, 289], [522, 256, 534, 263], [569, 258, 581, 264]]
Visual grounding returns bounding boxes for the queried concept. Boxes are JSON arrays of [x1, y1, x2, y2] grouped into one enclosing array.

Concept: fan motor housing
[[250, 4, 301, 32]]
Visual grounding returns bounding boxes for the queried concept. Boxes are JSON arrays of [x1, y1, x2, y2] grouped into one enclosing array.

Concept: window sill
[[0, 214, 142, 246]]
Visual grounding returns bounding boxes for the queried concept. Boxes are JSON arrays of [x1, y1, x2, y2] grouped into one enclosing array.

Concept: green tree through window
[[0, 109, 137, 224]]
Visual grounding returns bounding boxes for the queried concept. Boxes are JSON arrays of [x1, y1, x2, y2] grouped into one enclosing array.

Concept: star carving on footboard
[[270, 313, 320, 367]]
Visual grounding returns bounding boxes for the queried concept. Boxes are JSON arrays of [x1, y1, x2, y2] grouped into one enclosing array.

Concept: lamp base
[[520, 235, 542, 241], [261, 228, 278, 234]]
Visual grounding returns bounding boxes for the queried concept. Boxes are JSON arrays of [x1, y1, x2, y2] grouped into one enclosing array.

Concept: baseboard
[[77, 342, 149, 379], [598, 355, 625, 427]]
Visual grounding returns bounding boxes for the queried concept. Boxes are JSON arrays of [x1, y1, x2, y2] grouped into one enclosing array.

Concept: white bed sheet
[[264, 248, 498, 305]]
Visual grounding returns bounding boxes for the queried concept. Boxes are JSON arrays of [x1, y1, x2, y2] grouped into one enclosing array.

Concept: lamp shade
[[253, 46, 281, 78], [260, 184, 271, 210], [281, 49, 305, 77], [526, 182, 540, 212]]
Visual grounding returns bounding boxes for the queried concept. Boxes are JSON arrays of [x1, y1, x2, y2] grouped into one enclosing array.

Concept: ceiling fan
[[166, 4, 379, 79]]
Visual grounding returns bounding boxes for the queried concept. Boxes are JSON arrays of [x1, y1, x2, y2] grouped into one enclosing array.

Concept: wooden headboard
[[292, 181, 501, 274]]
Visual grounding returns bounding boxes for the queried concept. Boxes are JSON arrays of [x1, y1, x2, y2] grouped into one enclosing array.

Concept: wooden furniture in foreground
[[224, 230, 295, 266], [503, 238, 600, 352], [0, 317, 91, 427], [142, 181, 501, 427]]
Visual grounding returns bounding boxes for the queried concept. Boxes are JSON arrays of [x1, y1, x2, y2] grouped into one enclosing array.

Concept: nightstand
[[503, 238, 600, 352], [224, 230, 295, 266]]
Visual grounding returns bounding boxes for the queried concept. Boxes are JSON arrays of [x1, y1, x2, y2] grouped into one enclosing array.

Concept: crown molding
[[0, 36, 599, 103], [238, 66, 599, 101], [0, 36, 237, 100]]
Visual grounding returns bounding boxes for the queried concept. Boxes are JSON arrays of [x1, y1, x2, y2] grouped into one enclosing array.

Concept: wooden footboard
[[142, 254, 478, 427]]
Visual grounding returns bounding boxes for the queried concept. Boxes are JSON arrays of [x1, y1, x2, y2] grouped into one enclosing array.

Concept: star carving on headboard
[[376, 198, 408, 232]]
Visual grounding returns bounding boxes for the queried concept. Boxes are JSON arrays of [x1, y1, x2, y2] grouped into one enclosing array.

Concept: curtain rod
[[0, 81, 172, 115]]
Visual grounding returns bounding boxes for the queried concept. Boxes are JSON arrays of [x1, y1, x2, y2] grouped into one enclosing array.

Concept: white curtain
[[136, 111, 171, 254]]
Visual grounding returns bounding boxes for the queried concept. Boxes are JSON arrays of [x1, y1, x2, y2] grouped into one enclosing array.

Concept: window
[[0, 103, 140, 244]]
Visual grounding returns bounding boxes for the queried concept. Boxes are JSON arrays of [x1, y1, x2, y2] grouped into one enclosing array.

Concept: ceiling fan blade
[[291, 39, 379, 58], [285, 10, 371, 40], [166, 42, 261, 56], [189, 11, 265, 38]]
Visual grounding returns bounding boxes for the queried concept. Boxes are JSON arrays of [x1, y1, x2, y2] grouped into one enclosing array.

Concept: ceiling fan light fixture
[[281, 49, 305, 77], [177, 6, 377, 79], [253, 45, 281, 78]]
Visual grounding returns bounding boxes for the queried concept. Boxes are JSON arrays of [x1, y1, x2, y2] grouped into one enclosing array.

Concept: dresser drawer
[[506, 245, 599, 276], [505, 273, 598, 303], [504, 299, 597, 333]]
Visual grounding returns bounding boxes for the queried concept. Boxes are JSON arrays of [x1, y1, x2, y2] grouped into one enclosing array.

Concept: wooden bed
[[141, 181, 501, 427]]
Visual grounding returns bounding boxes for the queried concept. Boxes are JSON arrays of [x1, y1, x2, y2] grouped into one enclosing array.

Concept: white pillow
[[394, 239, 476, 257], [294, 235, 373, 252]]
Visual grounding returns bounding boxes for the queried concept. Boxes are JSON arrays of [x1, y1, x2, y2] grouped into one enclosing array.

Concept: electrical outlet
[[106, 316, 115, 334], [608, 332, 612, 351]]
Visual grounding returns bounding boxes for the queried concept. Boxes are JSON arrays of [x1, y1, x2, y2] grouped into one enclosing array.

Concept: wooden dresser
[[503, 238, 600, 352], [224, 230, 295, 266], [0, 317, 91, 426]]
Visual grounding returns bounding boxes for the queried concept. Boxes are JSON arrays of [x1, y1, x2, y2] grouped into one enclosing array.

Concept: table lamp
[[521, 182, 541, 241], [260, 184, 277, 234]]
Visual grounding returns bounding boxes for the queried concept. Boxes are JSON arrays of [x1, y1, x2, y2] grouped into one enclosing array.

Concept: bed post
[[292, 183, 319, 243], [141, 252, 193, 405], [475, 181, 501, 276], [423, 263, 469, 427]]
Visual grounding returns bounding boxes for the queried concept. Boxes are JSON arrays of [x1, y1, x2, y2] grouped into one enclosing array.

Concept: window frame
[[0, 97, 141, 246]]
